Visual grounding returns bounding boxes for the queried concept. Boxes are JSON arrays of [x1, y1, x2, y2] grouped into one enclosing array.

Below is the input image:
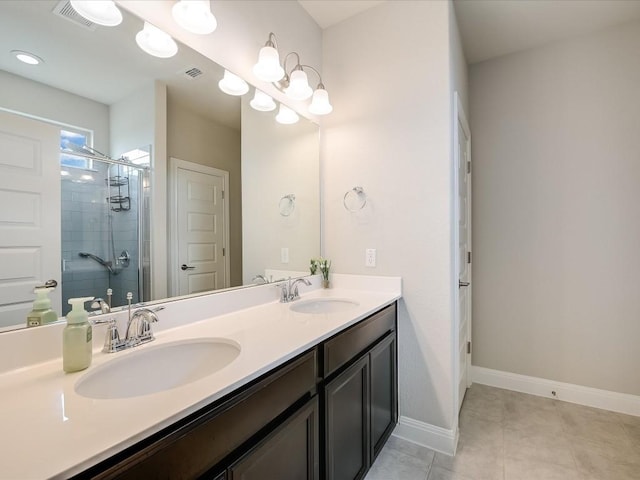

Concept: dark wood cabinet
[[324, 355, 370, 480], [369, 333, 397, 460], [228, 397, 319, 480], [74, 302, 397, 480], [323, 303, 398, 480]]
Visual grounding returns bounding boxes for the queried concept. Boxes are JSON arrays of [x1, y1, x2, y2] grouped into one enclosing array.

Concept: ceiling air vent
[[52, 0, 97, 31], [182, 67, 204, 80]]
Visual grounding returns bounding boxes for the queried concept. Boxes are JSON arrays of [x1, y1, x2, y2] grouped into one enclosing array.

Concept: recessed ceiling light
[[12, 50, 43, 65]]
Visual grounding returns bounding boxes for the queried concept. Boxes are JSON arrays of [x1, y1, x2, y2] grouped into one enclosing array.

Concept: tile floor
[[365, 384, 640, 480]]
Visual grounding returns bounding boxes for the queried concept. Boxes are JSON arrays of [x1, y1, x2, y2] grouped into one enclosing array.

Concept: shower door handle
[[181, 264, 195, 271]]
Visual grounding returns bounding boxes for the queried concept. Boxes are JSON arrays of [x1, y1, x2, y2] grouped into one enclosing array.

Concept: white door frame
[[168, 157, 230, 296], [452, 92, 472, 419]]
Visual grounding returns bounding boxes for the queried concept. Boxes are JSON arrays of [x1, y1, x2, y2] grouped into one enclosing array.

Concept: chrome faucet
[[125, 307, 161, 346], [278, 277, 312, 303], [93, 306, 163, 353], [252, 274, 270, 284], [91, 298, 111, 314]]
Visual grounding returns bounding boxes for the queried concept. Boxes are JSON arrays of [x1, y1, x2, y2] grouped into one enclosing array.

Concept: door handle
[[181, 264, 196, 271], [459, 281, 470, 287], [36, 279, 58, 289]]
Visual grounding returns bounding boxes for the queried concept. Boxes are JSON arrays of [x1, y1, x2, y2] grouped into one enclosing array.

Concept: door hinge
[[221, 190, 225, 200], [222, 247, 226, 257], [467, 251, 472, 264], [467, 161, 471, 174], [467, 341, 472, 354]]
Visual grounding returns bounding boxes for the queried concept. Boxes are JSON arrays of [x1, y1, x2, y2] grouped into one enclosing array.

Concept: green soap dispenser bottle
[[26, 287, 58, 327], [63, 296, 94, 373]]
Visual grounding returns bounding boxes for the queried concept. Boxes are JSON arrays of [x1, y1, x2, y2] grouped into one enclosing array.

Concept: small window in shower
[[60, 129, 92, 169]]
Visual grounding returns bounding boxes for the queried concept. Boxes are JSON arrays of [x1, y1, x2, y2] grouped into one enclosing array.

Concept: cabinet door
[[324, 355, 369, 480], [228, 397, 319, 480], [369, 333, 397, 460]]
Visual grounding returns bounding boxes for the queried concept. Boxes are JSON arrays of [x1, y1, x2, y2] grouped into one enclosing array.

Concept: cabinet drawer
[[323, 303, 396, 378], [90, 350, 317, 480]]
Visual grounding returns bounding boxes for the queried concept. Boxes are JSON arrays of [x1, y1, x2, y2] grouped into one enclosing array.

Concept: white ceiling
[[453, 0, 640, 64], [0, 0, 240, 130], [298, 0, 640, 64], [298, 0, 385, 29]]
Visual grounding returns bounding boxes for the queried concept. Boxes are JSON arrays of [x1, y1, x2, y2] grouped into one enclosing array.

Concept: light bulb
[[218, 70, 249, 96], [172, 0, 217, 34], [308, 87, 333, 115], [285, 69, 313, 101], [253, 46, 285, 82], [136, 22, 178, 58], [69, 0, 122, 26], [275, 104, 299, 125], [250, 89, 276, 112]]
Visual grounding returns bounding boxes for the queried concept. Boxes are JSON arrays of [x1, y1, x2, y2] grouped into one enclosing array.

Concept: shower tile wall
[[61, 163, 141, 315], [61, 164, 110, 316], [107, 165, 140, 307]]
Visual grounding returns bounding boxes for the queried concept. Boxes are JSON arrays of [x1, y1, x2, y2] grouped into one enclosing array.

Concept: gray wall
[[470, 20, 640, 396], [323, 0, 462, 434], [167, 95, 243, 287]]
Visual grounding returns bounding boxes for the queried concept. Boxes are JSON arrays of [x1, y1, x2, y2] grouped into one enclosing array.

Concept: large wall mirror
[[0, 0, 320, 332]]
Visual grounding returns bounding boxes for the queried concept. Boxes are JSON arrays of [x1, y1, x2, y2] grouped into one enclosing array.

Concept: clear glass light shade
[[172, 0, 217, 34], [69, 0, 122, 26], [275, 104, 299, 125], [308, 88, 333, 115], [252, 46, 285, 82], [285, 69, 313, 101], [218, 70, 249, 96], [136, 22, 178, 58], [250, 89, 276, 112]]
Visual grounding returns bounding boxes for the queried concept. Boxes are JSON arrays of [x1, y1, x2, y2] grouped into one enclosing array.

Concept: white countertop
[[0, 277, 400, 479]]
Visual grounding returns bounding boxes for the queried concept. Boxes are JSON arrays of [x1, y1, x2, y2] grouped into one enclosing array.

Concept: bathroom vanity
[[0, 275, 400, 480]]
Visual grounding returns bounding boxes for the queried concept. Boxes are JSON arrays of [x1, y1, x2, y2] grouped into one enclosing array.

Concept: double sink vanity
[[0, 274, 401, 479]]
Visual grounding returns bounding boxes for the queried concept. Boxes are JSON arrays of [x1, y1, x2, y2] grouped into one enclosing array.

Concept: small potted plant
[[310, 257, 331, 288]]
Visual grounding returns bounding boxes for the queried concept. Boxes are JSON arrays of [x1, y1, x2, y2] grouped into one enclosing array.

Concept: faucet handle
[[93, 318, 122, 353]]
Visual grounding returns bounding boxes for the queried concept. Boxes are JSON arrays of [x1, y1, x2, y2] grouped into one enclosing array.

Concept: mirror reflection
[[0, 0, 320, 331]]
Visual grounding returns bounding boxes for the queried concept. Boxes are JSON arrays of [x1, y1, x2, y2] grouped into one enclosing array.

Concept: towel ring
[[279, 194, 296, 216], [343, 187, 367, 212]]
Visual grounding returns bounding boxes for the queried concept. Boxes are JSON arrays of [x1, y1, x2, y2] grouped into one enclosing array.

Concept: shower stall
[[60, 146, 150, 316]]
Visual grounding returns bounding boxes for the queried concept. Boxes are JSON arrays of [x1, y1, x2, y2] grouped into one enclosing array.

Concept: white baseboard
[[392, 416, 458, 456], [472, 366, 640, 417]]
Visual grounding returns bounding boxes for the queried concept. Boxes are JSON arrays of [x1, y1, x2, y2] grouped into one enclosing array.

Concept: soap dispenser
[[63, 297, 94, 373], [26, 287, 58, 327]]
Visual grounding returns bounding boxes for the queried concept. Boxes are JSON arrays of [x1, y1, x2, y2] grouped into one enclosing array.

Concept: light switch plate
[[281, 247, 289, 264]]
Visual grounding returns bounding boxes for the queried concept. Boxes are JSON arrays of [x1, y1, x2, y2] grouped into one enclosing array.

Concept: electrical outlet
[[365, 248, 376, 267], [281, 247, 289, 264]]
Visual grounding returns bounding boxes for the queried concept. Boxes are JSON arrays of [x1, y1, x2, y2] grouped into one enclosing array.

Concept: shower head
[[78, 252, 116, 274]]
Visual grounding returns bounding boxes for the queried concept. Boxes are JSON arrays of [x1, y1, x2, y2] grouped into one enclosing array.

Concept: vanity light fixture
[[275, 104, 299, 125], [218, 70, 249, 96], [172, 0, 217, 35], [12, 50, 43, 65], [253, 32, 333, 115], [250, 89, 276, 112], [136, 22, 178, 58], [69, 0, 122, 27]]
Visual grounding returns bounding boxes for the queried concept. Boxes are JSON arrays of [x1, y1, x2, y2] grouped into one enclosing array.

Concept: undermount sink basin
[[75, 338, 241, 400], [290, 298, 359, 314]]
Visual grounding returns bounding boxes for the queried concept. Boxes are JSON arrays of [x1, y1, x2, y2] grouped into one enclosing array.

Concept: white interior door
[[170, 158, 229, 296], [456, 98, 472, 412], [0, 110, 61, 329]]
